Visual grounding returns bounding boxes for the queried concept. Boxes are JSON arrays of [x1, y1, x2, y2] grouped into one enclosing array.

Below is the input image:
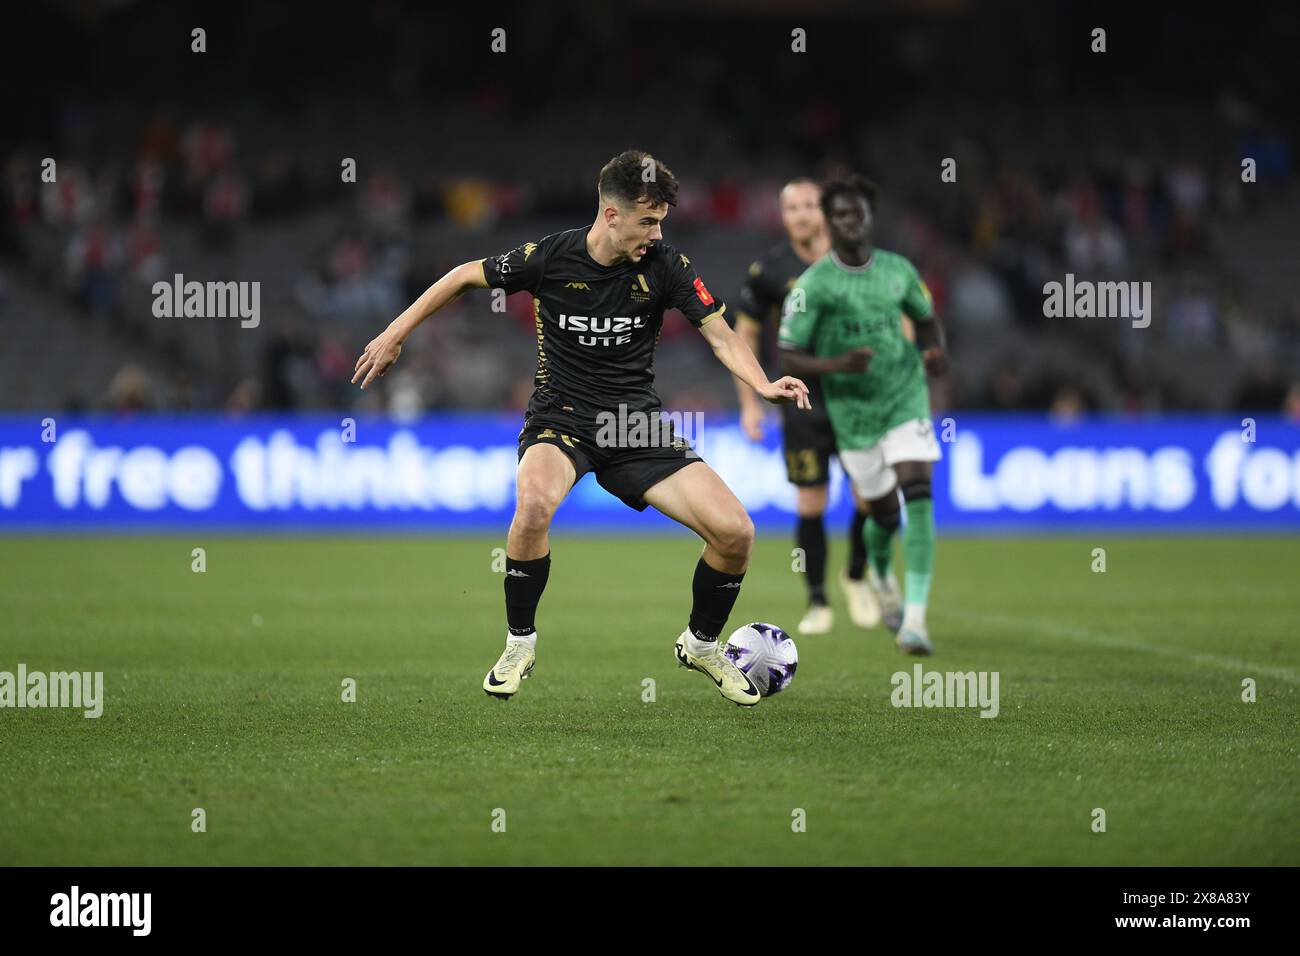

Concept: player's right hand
[[352, 332, 403, 389], [760, 376, 811, 409], [921, 346, 949, 377], [838, 347, 874, 374], [740, 403, 766, 442]]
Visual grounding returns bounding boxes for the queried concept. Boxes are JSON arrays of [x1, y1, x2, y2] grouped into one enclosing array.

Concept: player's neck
[[832, 242, 873, 268], [585, 222, 623, 267], [790, 232, 830, 265]]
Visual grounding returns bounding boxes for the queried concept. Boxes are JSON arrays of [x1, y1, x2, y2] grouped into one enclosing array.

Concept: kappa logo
[[506, 569, 530, 577], [497, 242, 538, 276], [564, 281, 590, 290], [715, 581, 742, 589]]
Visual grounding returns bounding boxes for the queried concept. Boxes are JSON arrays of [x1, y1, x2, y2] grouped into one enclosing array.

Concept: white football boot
[[483, 635, 536, 700], [838, 570, 882, 629], [796, 603, 833, 635], [674, 628, 761, 706], [896, 625, 934, 655], [868, 568, 904, 633], [896, 606, 934, 655]]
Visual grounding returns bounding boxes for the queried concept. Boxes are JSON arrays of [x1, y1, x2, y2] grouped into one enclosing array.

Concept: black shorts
[[781, 399, 839, 487], [516, 395, 703, 512]]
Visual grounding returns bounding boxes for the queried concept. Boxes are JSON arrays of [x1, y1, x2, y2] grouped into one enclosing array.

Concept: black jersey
[[482, 228, 725, 428], [737, 241, 825, 405], [737, 240, 810, 335]]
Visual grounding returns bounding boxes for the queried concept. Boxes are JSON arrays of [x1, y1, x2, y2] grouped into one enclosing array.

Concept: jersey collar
[[830, 249, 875, 273]]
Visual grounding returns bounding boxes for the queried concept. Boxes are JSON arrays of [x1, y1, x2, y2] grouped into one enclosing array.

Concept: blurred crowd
[[2, 2, 1298, 420]]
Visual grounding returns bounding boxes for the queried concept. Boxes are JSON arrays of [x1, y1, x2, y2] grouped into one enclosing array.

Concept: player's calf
[[678, 537, 759, 703], [489, 443, 573, 700], [898, 474, 936, 653], [641, 464, 757, 702]]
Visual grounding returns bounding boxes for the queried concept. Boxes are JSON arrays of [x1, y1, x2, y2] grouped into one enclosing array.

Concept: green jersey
[[777, 248, 934, 449]]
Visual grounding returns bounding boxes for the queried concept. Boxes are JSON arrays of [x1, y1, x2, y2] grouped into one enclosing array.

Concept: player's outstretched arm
[[352, 260, 489, 389], [700, 315, 811, 410], [781, 345, 873, 377]]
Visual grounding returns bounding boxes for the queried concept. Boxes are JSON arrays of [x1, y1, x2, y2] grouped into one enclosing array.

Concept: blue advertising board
[[0, 414, 1296, 532]]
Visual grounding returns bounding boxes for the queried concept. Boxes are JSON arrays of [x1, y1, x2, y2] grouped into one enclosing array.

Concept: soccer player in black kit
[[353, 151, 810, 707], [732, 178, 880, 636]]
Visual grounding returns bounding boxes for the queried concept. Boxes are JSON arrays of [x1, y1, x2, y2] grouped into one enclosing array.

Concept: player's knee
[[870, 491, 902, 525], [513, 481, 562, 533], [795, 485, 827, 517], [900, 478, 932, 502], [713, 510, 754, 560]]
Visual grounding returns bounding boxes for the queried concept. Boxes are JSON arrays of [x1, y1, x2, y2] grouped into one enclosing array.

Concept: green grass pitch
[[1, 534, 1296, 866]]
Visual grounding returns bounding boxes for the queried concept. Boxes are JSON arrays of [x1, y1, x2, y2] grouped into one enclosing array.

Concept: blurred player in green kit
[[731, 178, 879, 637], [778, 175, 948, 655]]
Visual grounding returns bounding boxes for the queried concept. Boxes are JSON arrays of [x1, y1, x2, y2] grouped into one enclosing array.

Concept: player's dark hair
[[819, 174, 878, 217], [598, 150, 679, 209]]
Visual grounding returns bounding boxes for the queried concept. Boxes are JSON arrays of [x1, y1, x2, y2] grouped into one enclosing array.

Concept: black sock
[[687, 558, 745, 641], [505, 552, 550, 635], [796, 515, 827, 605], [847, 507, 869, 580]]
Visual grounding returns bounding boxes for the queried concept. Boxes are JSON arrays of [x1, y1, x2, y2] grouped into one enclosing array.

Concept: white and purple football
[[723, 622, 798, 697]]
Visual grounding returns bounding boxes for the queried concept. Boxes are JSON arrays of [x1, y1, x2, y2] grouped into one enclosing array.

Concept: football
[[723, 622, 798, 697]]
